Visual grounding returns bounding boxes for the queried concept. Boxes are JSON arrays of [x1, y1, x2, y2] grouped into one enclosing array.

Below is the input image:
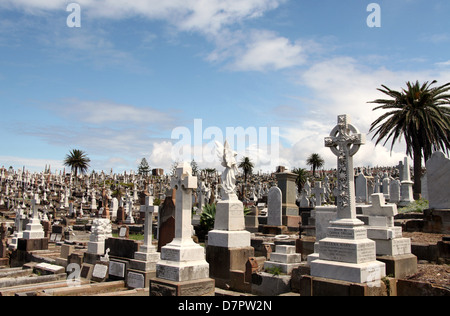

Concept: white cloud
[[230, 30, 306, 71], [56, 99, 176, 126], [206, 28, 307, 72], [272, 56, 450, 170], [0, 0, 284, 35]]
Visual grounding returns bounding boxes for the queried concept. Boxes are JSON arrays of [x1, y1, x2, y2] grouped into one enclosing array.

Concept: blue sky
[[0, 0, 449, 174]]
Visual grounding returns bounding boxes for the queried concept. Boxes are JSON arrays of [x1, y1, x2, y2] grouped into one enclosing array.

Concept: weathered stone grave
[[361, 193, 417, 278], [127, 195, 160, 289], [262, 186, 287, 235]]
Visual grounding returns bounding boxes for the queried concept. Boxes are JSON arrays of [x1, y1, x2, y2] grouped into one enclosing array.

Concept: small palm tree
[[64, 149, 91, 178], [238, 156, 254, 198], [306, 153, 324, 177], [369, 80, 450, 199], [292, 167, 308, 194]]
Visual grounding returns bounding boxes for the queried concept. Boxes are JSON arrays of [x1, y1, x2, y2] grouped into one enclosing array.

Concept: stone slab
[[376, 254, 417, 279], [207, 230, 251, 248], [310, 259, 386, 284], [373, 237, 411, 256], [127, 269, 155, 289], [156, 259, 210, 282], [150, 277, 215, 296]]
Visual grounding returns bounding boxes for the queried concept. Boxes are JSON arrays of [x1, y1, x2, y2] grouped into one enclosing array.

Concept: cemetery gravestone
[[151, 162, 214, 296], [206, 142, 254, 290], [424, 152, 450, 234], [310, 115, 386, 285], [362, 193, 417, 278]]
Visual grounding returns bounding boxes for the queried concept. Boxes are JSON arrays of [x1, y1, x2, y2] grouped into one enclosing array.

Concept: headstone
[[118, 225, 129, 239], [22, 199, 45, 240], [128, 198, 160, 289], [91, 262, 109, 282], [426, 151, 450, 210], [86, 218, 112, 257], [275, 172, 299, 220], [311, 181, 326, 206], [389, 179, 401, 204], [152, 162, 213, 296], [267, 187, 282, 226], [310, 114, 385, 285], [361, 193, 417, 278], [355, 173, 368, 203]]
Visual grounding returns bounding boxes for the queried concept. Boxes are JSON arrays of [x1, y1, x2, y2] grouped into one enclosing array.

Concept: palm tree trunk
[[413, 145, 422, 200]]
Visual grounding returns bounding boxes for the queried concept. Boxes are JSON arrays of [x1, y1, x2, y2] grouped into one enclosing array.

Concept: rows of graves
[[0, 114, 449, 296]]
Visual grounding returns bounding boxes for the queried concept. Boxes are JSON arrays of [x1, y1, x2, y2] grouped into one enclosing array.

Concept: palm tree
[[238, 156, 254, 184], [369, 80, 450, 199], [238, 156, 254, 198], [292, 167, 308, 194], [306, 153, 324, 177], [64, 149, 91, 179]]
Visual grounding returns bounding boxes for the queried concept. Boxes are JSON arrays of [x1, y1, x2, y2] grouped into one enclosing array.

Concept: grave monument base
[[310, 259, 386, 284], [150, 277, 215, 296], [17, 238, 48, 251], [206, 245, 254, 290], [127, 268, 155, 289], [376, 254, 417, 279], [299, 275, 388, 296]]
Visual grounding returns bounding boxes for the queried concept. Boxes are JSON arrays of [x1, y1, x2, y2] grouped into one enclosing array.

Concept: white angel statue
[[215, 140, 239, 199]]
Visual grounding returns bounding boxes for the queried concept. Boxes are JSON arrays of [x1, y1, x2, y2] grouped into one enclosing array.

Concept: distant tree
[[306, 153, 324, 177], [292, 167, 308, 194], [137, 158, 151, 176], [63, 149, 90, 179], [369, 80, 450, 199], [238, 156, 254, 184], [238, 156, 254, 199]]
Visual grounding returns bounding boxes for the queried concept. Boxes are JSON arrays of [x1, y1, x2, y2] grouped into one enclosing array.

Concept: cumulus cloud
[[272, 57, 450, 171]]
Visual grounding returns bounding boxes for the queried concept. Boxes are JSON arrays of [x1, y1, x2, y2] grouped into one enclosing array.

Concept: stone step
[[274, 245, 296, 254]]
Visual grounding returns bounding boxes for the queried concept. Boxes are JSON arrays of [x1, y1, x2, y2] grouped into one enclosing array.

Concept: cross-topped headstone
[[170, 161, 197, 245], [312, 181, 326, 207], [324, 114, 365, 223], [362, 193, 397, 220]]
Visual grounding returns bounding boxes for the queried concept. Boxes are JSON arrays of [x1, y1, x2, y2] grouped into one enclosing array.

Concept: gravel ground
[[406, 263, 450, 288]]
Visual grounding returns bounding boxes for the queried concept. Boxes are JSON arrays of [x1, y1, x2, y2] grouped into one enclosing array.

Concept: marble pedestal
[[22, 218, 45, 240], [156, 241, 210, 282], [310, 222, 386, 284]]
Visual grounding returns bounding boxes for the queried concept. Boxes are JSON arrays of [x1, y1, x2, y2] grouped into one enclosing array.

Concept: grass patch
[[112, 233, 145, 241], [398, 198, 429, 213]]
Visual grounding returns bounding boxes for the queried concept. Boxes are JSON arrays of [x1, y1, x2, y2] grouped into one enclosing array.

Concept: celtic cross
[[325, 115, 365, 223]]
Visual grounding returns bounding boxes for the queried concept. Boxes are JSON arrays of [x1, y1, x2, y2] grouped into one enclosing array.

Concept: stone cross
[[31, 198, 39, 219], [311, 181, 326, 207], [324, 114, 365, 223], [170, 162, 197, 245], [362, 193, 397, 221]]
